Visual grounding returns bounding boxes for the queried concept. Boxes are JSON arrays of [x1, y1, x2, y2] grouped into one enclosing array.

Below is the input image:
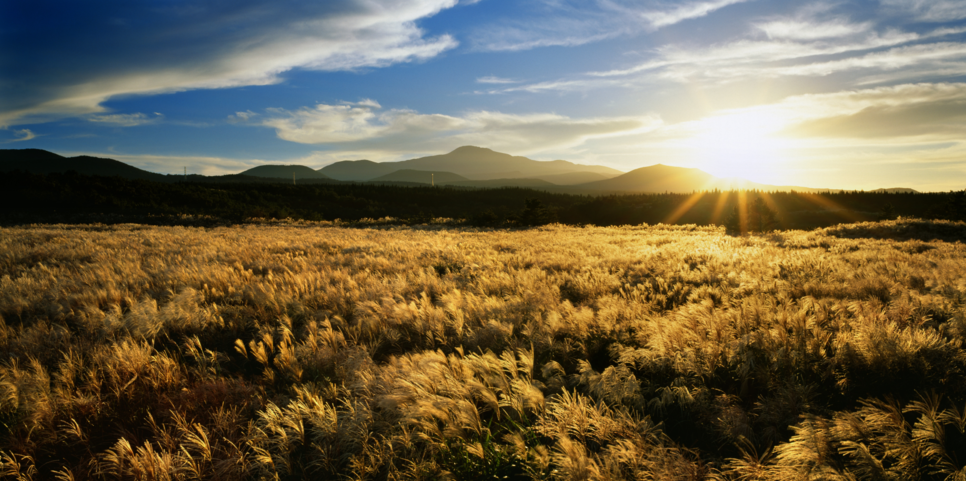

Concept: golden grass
[[1, 219, 965, 479]]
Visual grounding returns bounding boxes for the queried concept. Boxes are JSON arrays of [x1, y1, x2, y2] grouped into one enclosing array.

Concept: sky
[[2, 0, 965, 191]]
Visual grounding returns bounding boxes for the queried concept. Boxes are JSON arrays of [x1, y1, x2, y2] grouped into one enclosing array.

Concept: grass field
[[2, 219, 966, 480]]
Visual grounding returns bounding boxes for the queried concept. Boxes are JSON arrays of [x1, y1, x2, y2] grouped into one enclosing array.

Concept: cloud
[[2, 128, 37, 143], [87, 112, 162, 127], [786, 101, 966, 139], [764, 41, 966, 78], [525, 19, 964, 94], [778, 82, 966, 140], [493, 0, 964, 95], [639, 0, 750, 28], [227, 110, 259, 123], [478, 78, 622, 95], [468, 0, 751, 52], [625, 29, 925, 81], [476, 76, 518, 84], [880, 0, 966, 21], [0, 0, 459, 125], [259, 100, 660, 156], [756, 19, 872, 40]]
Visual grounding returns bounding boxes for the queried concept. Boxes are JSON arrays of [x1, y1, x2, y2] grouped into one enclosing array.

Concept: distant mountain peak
[[241, 164, 331, 180], [319, 146, 623, 181], [450, 145, 491, 153]]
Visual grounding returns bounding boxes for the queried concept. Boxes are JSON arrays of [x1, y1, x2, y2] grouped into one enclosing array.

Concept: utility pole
[[184, 166, 186, 182], [432, 173, 434, 187], [293, 172, 296, 186]]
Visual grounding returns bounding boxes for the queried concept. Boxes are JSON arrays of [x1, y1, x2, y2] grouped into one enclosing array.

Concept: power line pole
[[432, 173, 434, 187]]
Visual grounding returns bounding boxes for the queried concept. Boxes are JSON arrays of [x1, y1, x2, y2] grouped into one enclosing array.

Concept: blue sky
[[2, 0, 965, 190]]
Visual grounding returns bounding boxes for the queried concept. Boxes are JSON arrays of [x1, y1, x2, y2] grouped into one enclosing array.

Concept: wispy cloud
[[2, 128, 37, 143], [468, 0, 752, 52], [476, 76, 518, 84], [227, 110, 259, 123], [765, 41, 966, 78], [756, 18, 872, 40], [87, 112, 163, 127], [259, 100, 660, 157], [0, 0, 460, 125], [880, 0, 966, 22], [507, 19, 963, 94], [639, 0, 751, 28], [775, 82, 966, 141]]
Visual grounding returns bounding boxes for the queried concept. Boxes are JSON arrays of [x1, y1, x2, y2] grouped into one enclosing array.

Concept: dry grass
[[1, 219, 965, 479]]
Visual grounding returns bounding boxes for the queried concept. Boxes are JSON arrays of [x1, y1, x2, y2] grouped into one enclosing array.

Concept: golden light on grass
[[2, 220, 966, 479]]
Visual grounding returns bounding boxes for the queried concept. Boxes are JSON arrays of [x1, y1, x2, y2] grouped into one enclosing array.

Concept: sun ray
[[664, 191, 707, 224], [710, 190, 731, 225], [795, 191, 865, 224], [738, 191, 749, 234]]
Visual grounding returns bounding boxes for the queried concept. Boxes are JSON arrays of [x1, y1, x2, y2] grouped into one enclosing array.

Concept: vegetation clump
[[1, 218, 965, 479]]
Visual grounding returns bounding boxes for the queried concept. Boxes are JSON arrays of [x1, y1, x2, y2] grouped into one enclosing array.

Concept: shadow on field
[[822, 218, 966, 242]]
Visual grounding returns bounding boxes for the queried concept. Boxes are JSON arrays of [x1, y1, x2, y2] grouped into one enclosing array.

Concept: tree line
[[0, 170, 962, 230]]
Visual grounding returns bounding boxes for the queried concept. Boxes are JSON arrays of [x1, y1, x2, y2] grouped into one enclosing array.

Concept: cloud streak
[[2, 128, 37, 143], [497, 11, 966, 96], [640, 0, 750, 28], [87, 112, 163, 127], [468, 0, 752, 52], [881, 0, 966, 22], [258, 100, 660, 158], [0, 0, 459, 125]]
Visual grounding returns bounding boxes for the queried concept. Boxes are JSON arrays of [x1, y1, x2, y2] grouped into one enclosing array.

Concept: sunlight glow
[[686, 110, 795, 184]]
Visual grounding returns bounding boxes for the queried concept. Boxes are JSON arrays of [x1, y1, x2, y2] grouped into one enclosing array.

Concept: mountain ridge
[[1, 148, 915, 193], [318, 146, 623, 181], [240, 165, 331, 180]]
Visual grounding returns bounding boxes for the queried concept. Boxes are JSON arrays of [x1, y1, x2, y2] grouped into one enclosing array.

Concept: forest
[[2, 218, 966, 479], [1, 170, 963, 230]]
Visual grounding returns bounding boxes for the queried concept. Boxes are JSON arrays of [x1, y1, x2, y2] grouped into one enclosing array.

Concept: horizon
[[7, 144, 929, 192], [2, 1, 965, 191]]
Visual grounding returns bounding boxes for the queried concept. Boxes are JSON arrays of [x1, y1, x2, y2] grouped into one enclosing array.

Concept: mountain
[[534, 171, 614, 185], [316, 159, 398, 181], [444, 178, 558, 188], [576, 164, 717, 193], [869, 187, 918, 193], [5, 147, 894, 194], [369, 169, 468, 184], [572, 164, 830, 194], [240, 165, 331, 180], [0, 149, 168, 181], [318, 146, 623, 181]]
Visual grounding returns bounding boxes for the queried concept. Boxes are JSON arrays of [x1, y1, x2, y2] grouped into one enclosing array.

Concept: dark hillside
[[0, 148, 168, 181], [241, 164, 332, 180], [370, 169, 468, 184]]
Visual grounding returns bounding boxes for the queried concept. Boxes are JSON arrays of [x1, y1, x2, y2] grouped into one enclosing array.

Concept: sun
[[686, 109, 794, 184]]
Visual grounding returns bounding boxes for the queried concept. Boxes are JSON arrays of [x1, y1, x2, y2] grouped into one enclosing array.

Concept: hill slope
[[576, 164, 718, 193], [0, 149, 168, 181], [316, 159, 398, 181], [369, 169, 468, 184], [319, 146, 623, 181], [241, 165, 332, 180], [870, 187, 919, 193], [443, 178, 558, 188], [534, 171, 613, 185], [574, 164, 833, 193]]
